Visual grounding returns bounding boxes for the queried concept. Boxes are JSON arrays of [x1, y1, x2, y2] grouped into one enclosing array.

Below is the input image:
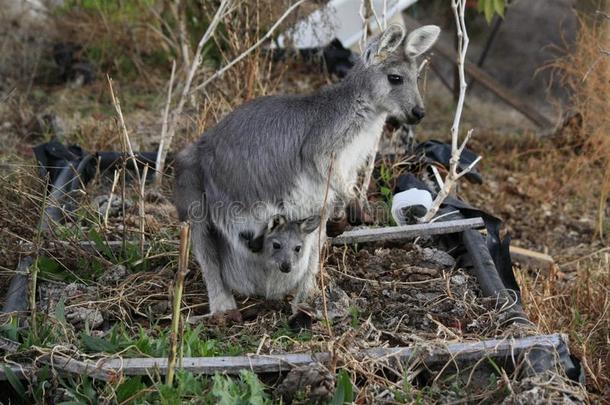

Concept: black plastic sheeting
[[272, 38, 356, 78], [33, 140, 157, 228], [416, 140, 483, 184]]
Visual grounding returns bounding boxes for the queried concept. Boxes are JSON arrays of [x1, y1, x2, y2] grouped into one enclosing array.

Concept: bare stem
[[156, 0, 234, 184], [422, 0, 481, 222], [167, 222, 191, 386]]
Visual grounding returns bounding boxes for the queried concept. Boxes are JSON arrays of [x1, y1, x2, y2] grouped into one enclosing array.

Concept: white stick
[[155, 60, 176, 187], [155, 0, 233, 185], [422, 0, 481, 222]]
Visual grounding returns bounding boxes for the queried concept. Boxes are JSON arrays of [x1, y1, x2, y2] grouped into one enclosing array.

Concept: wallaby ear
[[239, 230, 264, 253], [267, 214, 287, 233], [363, 24, 405, 64], [405, 25, 440, 57], [299, 215, 321, 234]]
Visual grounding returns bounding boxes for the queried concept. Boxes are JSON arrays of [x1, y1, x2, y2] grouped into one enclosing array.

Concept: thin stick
[[422, 0, 481, 222], [155, 60, 176, 188], [156, 0, 233, 183], [139, 165, 149, 259], [103, 169, 120, 228], [191, 0, 306, 94], [318, 154, 335, 336], [167, 222, 191, 386], [31, 175, 50, 339], [107, 75, 141, 183]]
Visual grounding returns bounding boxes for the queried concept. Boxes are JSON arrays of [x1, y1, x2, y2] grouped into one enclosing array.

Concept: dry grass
[[549, 13, 610, 239]]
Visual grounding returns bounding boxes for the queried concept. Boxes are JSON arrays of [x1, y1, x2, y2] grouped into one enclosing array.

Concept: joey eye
[[294, 245, 302, 253], [272, 241, 282, 250], [387, 74, 403, 85]]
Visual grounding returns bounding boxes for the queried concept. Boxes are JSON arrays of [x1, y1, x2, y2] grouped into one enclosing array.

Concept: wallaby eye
[[387, 74, 403, 85], [294, 245, 302, 253], [272, 241, 282, 250]]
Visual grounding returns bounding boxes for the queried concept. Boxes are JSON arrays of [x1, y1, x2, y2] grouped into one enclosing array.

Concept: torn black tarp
[[33, 140, 158, 230], [416, 140, 483, 184], [271, 38, 356, 78]]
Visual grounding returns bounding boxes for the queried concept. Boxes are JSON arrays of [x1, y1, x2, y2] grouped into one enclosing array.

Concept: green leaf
[[88, 228, 112, 258], [2, 365, 27, 400], [493, 0, 505, 17], [241, 370, 268, 404], [484, 0, 494, 23], [55, 295, 67, 325], [477, 0, 485, 12], [330, 370, 353, 405], [81, 334, 118, 353], [116, 376, 146, 403]]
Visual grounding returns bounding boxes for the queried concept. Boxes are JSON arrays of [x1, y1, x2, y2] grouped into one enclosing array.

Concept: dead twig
[[155, 0, 233, 185], [422, 0, 481, 222]]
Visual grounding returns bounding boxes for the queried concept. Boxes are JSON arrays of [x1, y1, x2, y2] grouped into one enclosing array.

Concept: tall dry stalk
[[167, 222, 191, 386]]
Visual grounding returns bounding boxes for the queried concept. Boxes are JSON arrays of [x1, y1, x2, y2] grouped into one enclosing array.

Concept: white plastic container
[[277, 0, 419, 50]]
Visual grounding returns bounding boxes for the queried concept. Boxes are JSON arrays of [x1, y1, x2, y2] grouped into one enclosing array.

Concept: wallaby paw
[[210, 309, 243, 326], [209, 294, 237, 315]]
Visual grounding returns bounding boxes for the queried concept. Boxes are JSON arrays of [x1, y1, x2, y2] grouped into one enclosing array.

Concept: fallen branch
[[330, 217, 484, 244], [0, 334, 571, 379]]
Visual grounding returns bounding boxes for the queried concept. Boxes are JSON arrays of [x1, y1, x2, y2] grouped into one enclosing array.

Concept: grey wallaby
[[174, 24, 440, 315]]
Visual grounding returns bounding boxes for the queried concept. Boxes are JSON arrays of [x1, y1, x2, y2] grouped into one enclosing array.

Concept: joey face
[[241, 215, 321, 274]]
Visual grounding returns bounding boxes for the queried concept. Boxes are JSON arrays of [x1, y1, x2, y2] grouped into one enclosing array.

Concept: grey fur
[[174, 25, 440, 315]]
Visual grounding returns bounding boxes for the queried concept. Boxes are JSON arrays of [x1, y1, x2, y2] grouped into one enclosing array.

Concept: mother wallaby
[[175, 24, 440, 315]]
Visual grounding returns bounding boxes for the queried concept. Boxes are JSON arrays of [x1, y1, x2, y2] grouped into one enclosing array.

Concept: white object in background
[[391, 188, 433, 225], [276, 0, 419, 50]]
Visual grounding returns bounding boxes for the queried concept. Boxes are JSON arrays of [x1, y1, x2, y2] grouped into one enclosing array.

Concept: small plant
[[477, 0, 506, 23]]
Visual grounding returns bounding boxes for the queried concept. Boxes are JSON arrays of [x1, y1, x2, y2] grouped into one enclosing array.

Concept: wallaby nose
[[411, 106, 426, 121], [280, 262, 291, 273]]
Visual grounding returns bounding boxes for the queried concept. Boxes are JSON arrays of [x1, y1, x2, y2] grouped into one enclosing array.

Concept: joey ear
[[267, 214, 287, 233], [363, 24, 405, 65], [299, 215, 321, 234], [405, 25, 440, 57]]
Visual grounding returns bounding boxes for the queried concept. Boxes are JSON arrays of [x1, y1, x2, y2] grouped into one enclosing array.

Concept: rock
[[98, 264, 128, 284], [93, 195, 132, 218], [277, 362, 335, 403], [313, 285, 351, 321], [66, 307, 103, 328], [419, 247, 456, 269], [451, 274, 467, 286]]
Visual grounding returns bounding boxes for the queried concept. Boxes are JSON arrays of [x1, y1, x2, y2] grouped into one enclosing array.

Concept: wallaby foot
[[210, 308, 243, 326], [208, 292, 238, 315]]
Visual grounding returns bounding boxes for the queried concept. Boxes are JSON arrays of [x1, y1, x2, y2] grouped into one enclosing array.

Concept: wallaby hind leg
[[191, 221, 237, 314]]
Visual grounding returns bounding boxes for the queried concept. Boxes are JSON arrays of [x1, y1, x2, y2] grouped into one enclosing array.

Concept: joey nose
[[280, 262, 291, 273], [412, 106, 425, 122]]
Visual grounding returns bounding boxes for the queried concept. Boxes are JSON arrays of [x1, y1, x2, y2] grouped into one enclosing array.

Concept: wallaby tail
[[174, 145, 205, 222]]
